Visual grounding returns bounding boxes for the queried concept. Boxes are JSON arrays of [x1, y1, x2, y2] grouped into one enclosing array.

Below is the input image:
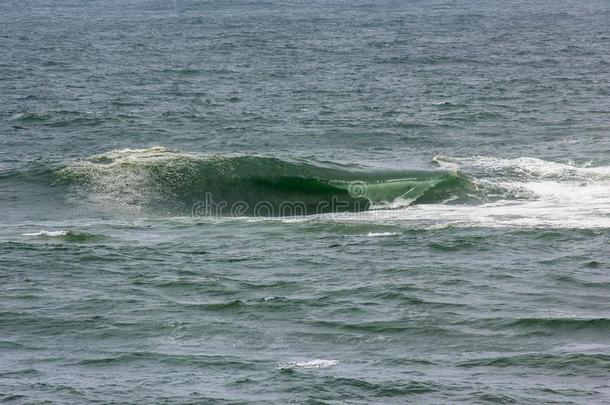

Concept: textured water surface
[[1, 0, 610, 403]]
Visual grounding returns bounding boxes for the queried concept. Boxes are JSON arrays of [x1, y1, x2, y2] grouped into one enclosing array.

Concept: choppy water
[[1, 1, 610, 403]]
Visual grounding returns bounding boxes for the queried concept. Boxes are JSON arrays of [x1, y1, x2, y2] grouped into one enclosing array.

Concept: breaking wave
[[54, 147, 493, 215], [4, 147, 607, 226]]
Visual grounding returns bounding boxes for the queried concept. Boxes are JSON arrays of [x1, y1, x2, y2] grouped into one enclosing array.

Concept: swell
[[0, 164, 57, 184], [476, 316, 610, 335], [7, 149, 610, 223], [9, 111, 119, 128], [457, 352, 610, 373], [75, 352, 259, 369], [53, 147, 491, 216], [508, 317, 610, 332]]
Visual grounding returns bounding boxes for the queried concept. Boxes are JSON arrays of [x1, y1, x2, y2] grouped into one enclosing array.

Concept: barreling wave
[[54, 147, 492, 216]]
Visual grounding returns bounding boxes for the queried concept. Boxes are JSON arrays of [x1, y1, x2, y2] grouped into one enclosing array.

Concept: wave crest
[[55, 147, 487, 215]]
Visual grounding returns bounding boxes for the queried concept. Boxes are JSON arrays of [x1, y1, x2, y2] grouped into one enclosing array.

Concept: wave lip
[[55, 147, 485, 216]]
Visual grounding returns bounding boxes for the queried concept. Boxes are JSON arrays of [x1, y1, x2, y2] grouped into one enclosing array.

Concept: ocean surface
[[1, 0, 610, 403]]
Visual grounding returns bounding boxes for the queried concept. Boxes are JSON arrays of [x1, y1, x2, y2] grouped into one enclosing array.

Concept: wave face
[[52, 148, 610, 226], [55, 147, 489, 215]]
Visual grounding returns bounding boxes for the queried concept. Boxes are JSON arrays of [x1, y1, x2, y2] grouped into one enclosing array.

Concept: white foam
[[334, 194, 610, 229], [23, 230, 70, 237], [59, 147, 192, 213], [433, 155, 610, 180], [366, 232, 399, 237], [279, 359, 338, 369], [87, 146, 198, 164], [322, 156, 610, 229], [370, 197, 413, 210], [554, 343, 610, 353], [281, 218, 309, 223]]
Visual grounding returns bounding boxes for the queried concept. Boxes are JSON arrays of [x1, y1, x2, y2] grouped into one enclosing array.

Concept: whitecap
[[22, 230, 70, 237], [278, 359, 338, 369], [366, 232, 399, 237]]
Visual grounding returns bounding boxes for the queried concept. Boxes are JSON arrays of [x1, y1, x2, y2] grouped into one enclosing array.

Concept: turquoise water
[[1, 1, 610, 403]]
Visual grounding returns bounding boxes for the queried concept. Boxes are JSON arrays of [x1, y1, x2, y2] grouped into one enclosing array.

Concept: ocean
[[1, 0, 610, 403]]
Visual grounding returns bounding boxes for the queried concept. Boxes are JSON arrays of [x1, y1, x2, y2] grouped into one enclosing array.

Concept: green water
[[1, 0, 610, 403]]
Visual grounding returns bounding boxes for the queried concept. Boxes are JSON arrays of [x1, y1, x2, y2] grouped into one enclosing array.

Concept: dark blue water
[[1, 1, 610, 403]]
